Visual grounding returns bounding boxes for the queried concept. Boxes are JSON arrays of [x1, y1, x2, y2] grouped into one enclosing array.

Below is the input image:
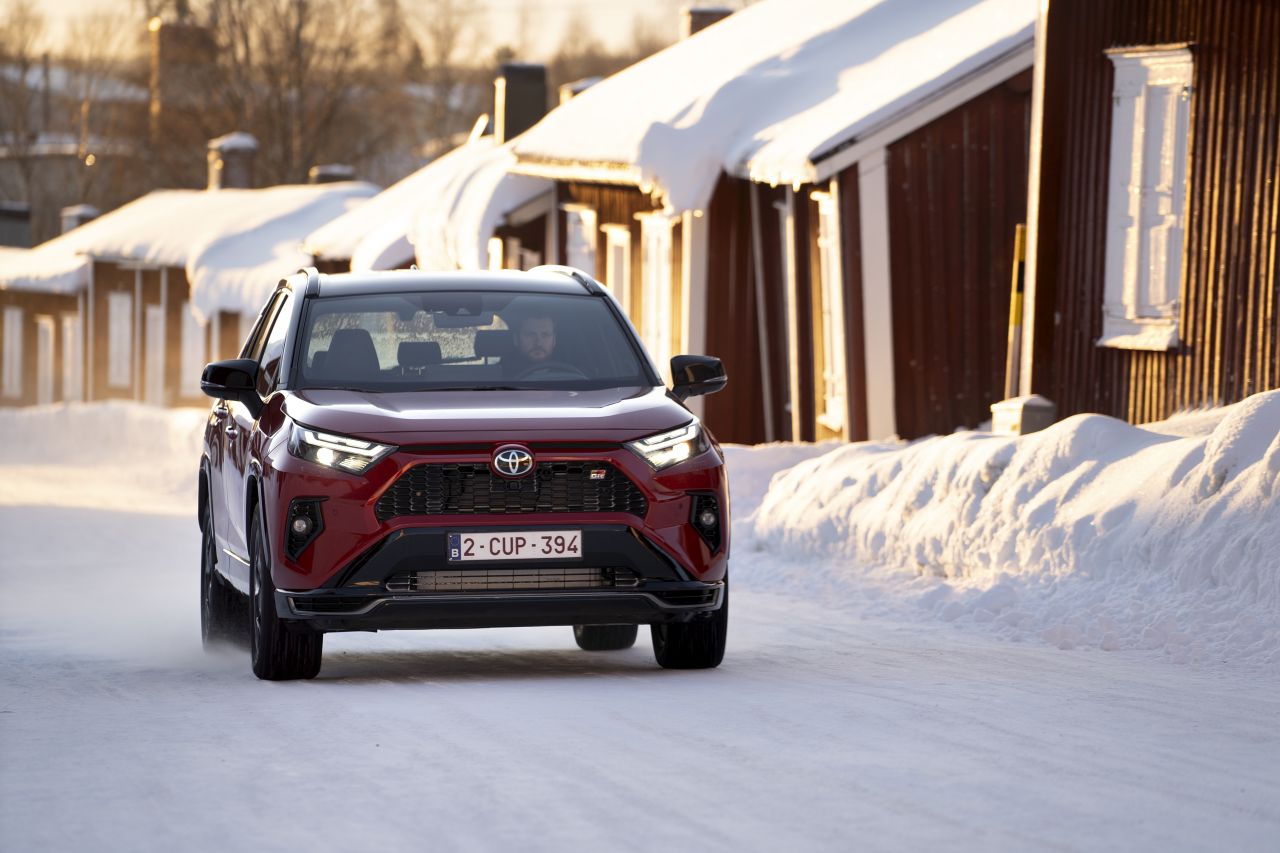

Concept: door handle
[[225, 424, 239, 437]]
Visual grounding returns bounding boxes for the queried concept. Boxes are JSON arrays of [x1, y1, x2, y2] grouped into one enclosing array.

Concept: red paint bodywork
[[207, 385, 729, 592]]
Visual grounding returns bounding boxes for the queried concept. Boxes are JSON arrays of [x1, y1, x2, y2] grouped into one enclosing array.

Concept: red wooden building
[[511, 0, 1037, 443], [1020, 0, 1279, 420]]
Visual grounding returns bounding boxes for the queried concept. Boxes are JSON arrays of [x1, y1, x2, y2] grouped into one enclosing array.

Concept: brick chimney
[[149, 16, 216, 147], [681, 6, 733, 39], [60, 205, 100, 234], [308, 164, 355, 184], [494, 62, 548, 145], [207, 132, 258, 190]]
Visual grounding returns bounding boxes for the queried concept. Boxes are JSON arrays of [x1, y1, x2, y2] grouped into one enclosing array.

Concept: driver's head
[[516, 315, 556, 362]]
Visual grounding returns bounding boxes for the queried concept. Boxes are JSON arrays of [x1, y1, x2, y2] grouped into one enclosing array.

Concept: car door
[[220, 292, 288, 578]]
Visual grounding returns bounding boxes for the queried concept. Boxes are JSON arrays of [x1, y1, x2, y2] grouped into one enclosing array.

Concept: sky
[[34, 0, 738, 60]]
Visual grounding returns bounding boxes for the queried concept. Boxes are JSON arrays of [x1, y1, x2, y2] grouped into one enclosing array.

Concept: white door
[[35, 315, 54, 405], [145, 305, 165, 406], [61, 314, 82, 401]]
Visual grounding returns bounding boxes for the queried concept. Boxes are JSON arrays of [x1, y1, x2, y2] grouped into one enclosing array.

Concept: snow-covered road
[[4, 497, 1278, 850]]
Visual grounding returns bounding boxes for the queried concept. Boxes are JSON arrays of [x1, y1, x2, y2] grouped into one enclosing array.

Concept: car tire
[[573, 624, 638, 651], [651, 577, 728, 670], [201, 497, 242, 649], [249, 510, 322, 681]]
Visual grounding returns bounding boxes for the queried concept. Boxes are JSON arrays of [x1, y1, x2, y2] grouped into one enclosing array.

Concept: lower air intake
[[386, 567, 638, 593]]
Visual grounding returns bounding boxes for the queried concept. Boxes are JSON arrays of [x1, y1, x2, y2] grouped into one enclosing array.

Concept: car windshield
[[292, 290, 653, 392]]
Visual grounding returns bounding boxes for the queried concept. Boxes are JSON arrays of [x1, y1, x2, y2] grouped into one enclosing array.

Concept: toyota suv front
[[198, 267, 729, 680]]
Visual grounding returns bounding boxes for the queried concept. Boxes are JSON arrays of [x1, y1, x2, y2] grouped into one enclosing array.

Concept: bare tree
[[0, 0, 46, 203]]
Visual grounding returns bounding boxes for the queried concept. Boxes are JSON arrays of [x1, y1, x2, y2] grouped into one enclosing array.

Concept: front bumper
[[276, 523, 723, 632], [277, 582, 724, 632]]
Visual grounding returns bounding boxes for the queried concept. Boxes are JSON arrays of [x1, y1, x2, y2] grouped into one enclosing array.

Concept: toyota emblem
[[492, 444, 534, 478]]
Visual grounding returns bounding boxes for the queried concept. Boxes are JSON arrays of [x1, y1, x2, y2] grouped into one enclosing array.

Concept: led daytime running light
[[626, 422, 705, 470], [289, 425, 395, 473]]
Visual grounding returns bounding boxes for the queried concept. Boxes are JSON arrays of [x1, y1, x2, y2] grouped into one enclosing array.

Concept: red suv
[[199, 267, 729, 680]]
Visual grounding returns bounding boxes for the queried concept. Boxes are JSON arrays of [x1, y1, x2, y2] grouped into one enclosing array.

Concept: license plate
[[448, 530, 582, 562]]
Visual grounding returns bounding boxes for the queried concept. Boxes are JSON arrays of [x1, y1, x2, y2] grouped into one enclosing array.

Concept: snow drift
[[745, 391, 1280, 667]]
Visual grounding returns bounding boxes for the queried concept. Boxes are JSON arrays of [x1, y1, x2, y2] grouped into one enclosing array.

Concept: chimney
[[207, 132, 258, 190], [558, 76, 601, 107], [681, 6, 733, 39], [494, 62, 548, 145], [60, 205, 100, 234], [149, 17, 217, 146], [308, 164, 355, 184]]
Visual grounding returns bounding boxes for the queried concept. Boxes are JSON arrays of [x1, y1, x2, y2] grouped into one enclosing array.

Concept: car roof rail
[[299, 266, 321, 296], [528, 264, 605, 296]]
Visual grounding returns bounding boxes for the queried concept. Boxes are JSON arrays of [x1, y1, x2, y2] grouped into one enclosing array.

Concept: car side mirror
[[670, 355, 727, 401], [201, 358, 263, 418]]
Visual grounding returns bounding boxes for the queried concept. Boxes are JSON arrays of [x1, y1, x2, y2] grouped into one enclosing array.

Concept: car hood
[[281, 386, 691, 443]]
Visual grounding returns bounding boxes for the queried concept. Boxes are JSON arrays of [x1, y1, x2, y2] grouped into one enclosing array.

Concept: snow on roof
[[409, 138, 551, 272], [513, 0, 1035, 213], [0, 63, 148, 103], [304, 142, 489, 268], [0, 245, 89, 294], [187, 182, 378, 319], [0, 182, 378, 303], [208, 132, 259, 152]]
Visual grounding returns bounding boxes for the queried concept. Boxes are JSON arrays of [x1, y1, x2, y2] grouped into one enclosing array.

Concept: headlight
[[288, 424, 395, 474], [626, 421, 707, 470]]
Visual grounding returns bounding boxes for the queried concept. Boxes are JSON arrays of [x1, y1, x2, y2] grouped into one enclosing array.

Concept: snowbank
[[745, 392, 1280, 667], [0, 402, 205, 516], [513, 0, 1034, 212]]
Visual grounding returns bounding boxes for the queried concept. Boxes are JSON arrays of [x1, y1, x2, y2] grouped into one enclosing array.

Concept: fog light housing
[[689, 493, 722, 552], [286, 498, 325, 560]]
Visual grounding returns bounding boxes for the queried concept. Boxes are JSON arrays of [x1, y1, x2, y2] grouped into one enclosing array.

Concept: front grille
[[375, 462, 648, 521], [385, 567, 639, 593]]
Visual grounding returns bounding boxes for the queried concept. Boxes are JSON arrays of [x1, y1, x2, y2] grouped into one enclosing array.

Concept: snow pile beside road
[[747, 391, 1280, 667], [0, 402, 205, 515]]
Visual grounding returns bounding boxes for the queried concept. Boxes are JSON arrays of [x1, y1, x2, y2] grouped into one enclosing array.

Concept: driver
[[515, 314, 556, 363]]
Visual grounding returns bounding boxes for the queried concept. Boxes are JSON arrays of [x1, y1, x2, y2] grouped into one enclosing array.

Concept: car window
[[255, 291, 294, 396], [240, 292, 284, 361], [294, 291, 651, 391]]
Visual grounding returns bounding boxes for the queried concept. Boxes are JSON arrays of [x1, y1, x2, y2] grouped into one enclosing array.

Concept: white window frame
[[3, 307, 23, 399], [179, 303, 205, 398], [638, 213, 674, 380], [602, 224, 632, 312], [562, 204, 598, 279], [1100, 45, 1193, 351], [61, 313, 82, 402], [34, 314, 55, 405], [107, 291, 132, 389], [811, 187, 847, 436], [144, 304, 165, 406], [486, 236, 505, 271]]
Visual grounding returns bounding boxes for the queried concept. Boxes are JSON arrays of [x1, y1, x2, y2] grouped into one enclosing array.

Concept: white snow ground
[[2, 403, 1278, 851]]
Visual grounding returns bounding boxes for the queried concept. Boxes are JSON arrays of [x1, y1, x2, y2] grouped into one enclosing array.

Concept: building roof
[[0, 245, 89, 295], [409, 138, 551, 272], [512, 0, 1035, 213], [304, 140, 487, 269], [0, 183, 378, 314]]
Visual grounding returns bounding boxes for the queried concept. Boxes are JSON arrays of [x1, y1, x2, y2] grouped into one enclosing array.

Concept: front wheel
[[573, 624, 638, 651], [250, 511, 322, 681], [652, 578, 728, 669]]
